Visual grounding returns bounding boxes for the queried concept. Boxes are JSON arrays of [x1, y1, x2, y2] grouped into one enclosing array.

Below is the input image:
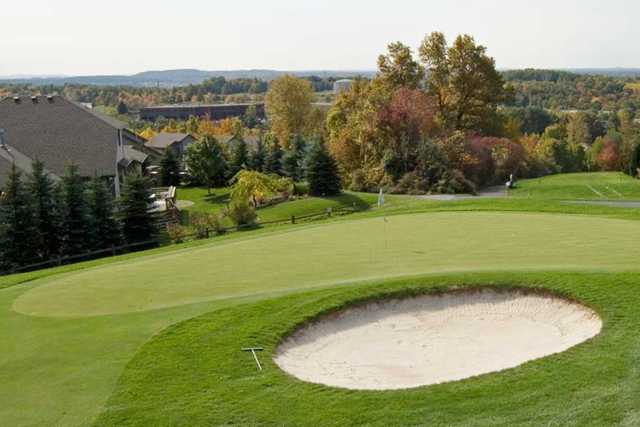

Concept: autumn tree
[[377, 42, 424, 89], [419, 32, 508, 131], [265, 75, 315, 145]]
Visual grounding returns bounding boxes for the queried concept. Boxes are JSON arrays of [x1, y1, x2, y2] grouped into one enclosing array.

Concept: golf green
[[14, 212, 640, 318]]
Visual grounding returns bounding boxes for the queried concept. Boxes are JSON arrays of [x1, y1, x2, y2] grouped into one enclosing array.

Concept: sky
[[1, 0, 639, 76]]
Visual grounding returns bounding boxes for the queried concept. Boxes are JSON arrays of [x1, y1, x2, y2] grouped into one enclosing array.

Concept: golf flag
[[378, 188, 385, 208]]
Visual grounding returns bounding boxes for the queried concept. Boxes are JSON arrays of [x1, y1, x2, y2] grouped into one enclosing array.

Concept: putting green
[[14, 211, 640, 318]]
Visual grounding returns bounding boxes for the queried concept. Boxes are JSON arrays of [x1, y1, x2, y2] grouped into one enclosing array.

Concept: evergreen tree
[[160, 149, 181, 186], [0, 164, 39, 270], [282, 135, 307, 181], [230, 137, 249, 176], [250, 139, 266, 172], [120, 174, 158, 244], [28, 160, 61, 260], [264, 139, 284, 175], [60, 165, 91, 256], [306, 140, 342, 196], [89, 175, 121, 250]]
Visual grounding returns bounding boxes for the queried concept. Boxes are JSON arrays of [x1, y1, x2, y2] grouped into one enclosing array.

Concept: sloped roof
[[119, 145, 149, 168], [0, 95, 120, 182], [144, 132, 191, 150]]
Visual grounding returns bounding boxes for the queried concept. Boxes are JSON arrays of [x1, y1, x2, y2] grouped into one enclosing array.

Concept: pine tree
[[160, 149, 181, 186], [306, 140, 342, 197], [250, 140, 266, 172], [0, 164, 39, 270], [28, 160, 61, 260], [89, 175, 121, 250], [264, 140, 284, 175], [282, 135, 307, 181], [629, 140, 640, 177], [230, 137, 249, 176], [120, 174, 158, 244], [60, 165, 91, 256]]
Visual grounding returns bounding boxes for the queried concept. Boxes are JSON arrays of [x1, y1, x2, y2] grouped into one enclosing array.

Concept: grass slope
[[2, 172, 640, 425], [511, 172, 640, 200], [95, 272, 640, 426]]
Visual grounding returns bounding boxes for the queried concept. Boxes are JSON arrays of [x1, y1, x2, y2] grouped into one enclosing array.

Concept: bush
[[349, 169, 368, 192], [191, 212, 226, 239], [166, 223, 186, 244], [433, 170, 476, 194], [391, 171, 429, 195], [226, 201, 257, 227]]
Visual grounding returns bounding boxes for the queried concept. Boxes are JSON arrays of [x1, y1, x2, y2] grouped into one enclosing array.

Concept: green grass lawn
[[3, 172, 640, 425], [511, 172, 640, 200]]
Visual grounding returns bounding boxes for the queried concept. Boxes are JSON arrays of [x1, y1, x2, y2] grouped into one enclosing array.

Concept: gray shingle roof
[[144, 132, 190, 150], [0, 95, 121, 185], [120, 145, 149, 167]]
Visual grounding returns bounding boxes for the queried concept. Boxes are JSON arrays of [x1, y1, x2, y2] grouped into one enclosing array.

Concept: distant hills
[[1, 68, 638, 88], [0, 69, 376, 87]]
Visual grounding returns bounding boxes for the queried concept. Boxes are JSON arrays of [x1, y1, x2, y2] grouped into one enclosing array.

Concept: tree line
[[0, 162, 159, 272]]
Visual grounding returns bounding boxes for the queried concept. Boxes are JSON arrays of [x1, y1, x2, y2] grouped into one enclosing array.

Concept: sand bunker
[[274, 290, 601, 390]]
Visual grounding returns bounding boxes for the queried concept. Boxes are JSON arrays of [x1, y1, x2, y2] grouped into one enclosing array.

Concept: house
[[0, 95, 151, 195], [144, 132, 195, 160]]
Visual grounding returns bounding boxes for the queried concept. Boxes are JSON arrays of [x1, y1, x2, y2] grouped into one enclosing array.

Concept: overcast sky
[[1, 0, 639, 76]]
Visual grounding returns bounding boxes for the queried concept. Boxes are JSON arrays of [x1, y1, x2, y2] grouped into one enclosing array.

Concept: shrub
[[226, 201, 257, 227], [349, 169, 368, 192], [191, 212, 225, 239], [166, 223, 186, 244], [391, 171, 429, 195]]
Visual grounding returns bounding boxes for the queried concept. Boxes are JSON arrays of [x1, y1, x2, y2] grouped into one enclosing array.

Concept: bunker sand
[[275, 290, 602, 390]]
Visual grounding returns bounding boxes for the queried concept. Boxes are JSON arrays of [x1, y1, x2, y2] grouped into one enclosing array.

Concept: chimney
[[13, 97, 20, 104], [31, 96, 38, 104], [47, 95, 54, 103]]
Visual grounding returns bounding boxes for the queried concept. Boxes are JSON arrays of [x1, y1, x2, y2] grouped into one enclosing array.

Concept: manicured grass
[[14, 212, 640, 317], [95, 272, 640, 426], [511, 172, 640, 200], [3, 173, 640, 426], [176, 186, 231, 213]]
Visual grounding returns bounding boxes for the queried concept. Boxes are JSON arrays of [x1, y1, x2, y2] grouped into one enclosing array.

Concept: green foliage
[[119, 174, 158, 244], [88, 176, 121, 250], [306, 141, 341, 196], [282, 135, 307, 181], [230, 137, 249, 176], [250, 139, 266, 172], [264, 138, 284, 175], [116, 100, 128, 115], [60, 164, 91, 256], [190, 212, 225, 238], [229, 170, 281, 206], [185, 136, 228, 190], [28, 160, 61, 259], [225, 200, 257, 227], [0, 164, 39, 270], [377, 42, 424, 89], [160, 149, 181, 187]]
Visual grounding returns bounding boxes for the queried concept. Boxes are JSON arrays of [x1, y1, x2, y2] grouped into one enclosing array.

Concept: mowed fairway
[[3, 207, 640, 425], [14, 211, 640, 317]]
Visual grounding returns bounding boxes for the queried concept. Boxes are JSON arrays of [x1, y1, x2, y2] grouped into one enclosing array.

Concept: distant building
[[139, 103, 265, 122], [0, 95, 150, 195], [333, 79, 353, 95]]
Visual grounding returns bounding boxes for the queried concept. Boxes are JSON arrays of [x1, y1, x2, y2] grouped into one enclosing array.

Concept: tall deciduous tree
[[60, 164, 91, 256], [185, 136, 228, 192], [89, 175, 121, 250], [306, 140, 341, 197], [28, 160, 61, 260], [377, 42, 424, 89], [419, 32, 508, 131], [265, 75, 315, 146], [120, 174, 158, 244], [0, 164, 39, 270]]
